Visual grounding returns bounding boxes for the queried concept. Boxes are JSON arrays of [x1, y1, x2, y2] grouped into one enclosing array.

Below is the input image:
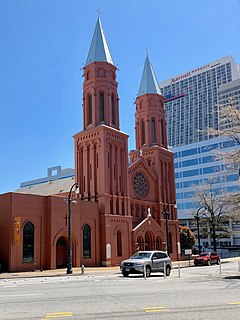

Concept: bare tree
[[208, 104, 240, 169], [194, 178, 235, 252], [208, 104, 240, 214]]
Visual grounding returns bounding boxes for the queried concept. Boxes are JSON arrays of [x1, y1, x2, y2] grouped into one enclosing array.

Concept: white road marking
[[0, 293, 43, 297]]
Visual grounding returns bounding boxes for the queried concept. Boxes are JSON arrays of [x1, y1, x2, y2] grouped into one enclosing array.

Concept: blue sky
[[1, 0, 240, 194]]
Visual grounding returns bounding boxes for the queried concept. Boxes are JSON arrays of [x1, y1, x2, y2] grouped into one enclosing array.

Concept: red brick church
[[0, 17, 179, 272]]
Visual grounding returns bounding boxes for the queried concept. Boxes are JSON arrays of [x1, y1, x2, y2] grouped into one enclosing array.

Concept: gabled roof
[[128, 156, 158, 182], [86, 17, 114, 66], [132, 215, 161, 233], [138, 55, 162, 97]]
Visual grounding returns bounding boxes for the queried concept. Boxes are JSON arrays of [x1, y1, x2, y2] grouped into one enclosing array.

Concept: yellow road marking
[[229, 302, 240, 305], [143, 306, 169, 313], [45, 312, 73, 318], [145, 309, 169, 313]]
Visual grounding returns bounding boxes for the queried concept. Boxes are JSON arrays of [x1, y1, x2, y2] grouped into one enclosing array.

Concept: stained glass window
[[133, 171, 149, 199], [22, 222, 34, 263], [83, 224, 91, 258]]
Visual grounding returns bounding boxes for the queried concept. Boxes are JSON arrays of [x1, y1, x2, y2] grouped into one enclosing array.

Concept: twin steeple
[[82, 17, 119, 130], [86, 17, 114, 66], [85, 17, 162, 98], [135, 53, 167, 149], [138, 54, 162, 97], [83, 17, 166, 149]]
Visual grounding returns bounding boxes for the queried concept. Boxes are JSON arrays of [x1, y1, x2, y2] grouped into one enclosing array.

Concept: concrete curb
[[0, 257, 239, 280]]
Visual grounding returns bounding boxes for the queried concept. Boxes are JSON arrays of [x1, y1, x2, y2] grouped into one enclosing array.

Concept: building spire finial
[[85, 14, 114, 66], [97, 7, 101, 18], [146, 46, 149, 57]]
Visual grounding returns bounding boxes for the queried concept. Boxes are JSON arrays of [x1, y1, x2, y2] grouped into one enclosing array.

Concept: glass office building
[[160, 56, 240, 251], [160, 56, 240, 148], [173, 137, 240, 248]]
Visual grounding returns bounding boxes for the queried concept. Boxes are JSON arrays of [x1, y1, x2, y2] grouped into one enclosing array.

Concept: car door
[[151, 253, 161, 272], [158, 252, 168, 272]]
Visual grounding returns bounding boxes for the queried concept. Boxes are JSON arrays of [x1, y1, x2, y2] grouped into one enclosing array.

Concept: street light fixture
[[162, 204, 170, 256], [162, 202, 177, 257], [65, 182, 79, 274], [162, 203, 177, 257], [194, 206, 207, 254]]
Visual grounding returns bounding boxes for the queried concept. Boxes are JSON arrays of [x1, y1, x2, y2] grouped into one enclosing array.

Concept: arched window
[[100, 92, 104, 122], [137, 236, 144, 251], [117, 230, 122, 256], [22, 222, 34, 262], [141, 119, 145, 145], [88, 93, 92, 125], [83, 224, 91, 258], [151, 117, 156, 144], [56, 237, 66, 247], [156, 237, 162, 250], [111, 94, 115, 125]]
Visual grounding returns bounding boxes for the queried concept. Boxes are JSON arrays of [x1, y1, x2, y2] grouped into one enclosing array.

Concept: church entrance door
[[56, 236, 67, 268], [145, 231, 155, 250]]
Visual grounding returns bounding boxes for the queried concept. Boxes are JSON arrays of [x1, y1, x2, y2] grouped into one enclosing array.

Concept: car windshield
[[131, 252, 151, 259], [199, 253, 209, 257]]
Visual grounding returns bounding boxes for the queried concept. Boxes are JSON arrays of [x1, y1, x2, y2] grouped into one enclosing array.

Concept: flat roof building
[[15, 166, 75, 196], [160, 56, 240, 148]]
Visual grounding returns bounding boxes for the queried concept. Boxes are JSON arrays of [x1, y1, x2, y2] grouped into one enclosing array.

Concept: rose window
[[133, 171, 149, 199]]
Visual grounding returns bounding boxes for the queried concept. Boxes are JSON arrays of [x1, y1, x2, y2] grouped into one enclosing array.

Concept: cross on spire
[[97, 7, 101, 17], [146, 46, 149, 56]]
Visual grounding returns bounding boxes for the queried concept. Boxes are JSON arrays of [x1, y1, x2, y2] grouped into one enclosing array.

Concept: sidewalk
[[0, 266, 120, 280], [0, 257, 239, 280]]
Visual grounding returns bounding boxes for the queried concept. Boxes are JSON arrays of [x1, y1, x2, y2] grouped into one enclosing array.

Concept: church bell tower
[[129, 54, 177, 220], [74, 17, 129, 216]]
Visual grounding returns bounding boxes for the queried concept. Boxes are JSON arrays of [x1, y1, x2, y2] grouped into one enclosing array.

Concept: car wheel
[[146, 266, 151, 277], [166, 265, 171, 276], [122, 271, 129, 277], [207, 260, 211, 266], [217, 259, 220, 265]]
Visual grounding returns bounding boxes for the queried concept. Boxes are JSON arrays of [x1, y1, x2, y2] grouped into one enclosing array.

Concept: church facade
[[0, 18, 179, 272]]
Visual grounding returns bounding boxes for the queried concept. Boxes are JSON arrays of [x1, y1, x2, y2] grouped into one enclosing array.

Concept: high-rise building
[[160, 56, 240, 148], [160, 56, 240, 253]]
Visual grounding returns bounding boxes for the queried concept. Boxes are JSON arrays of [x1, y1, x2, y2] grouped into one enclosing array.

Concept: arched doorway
[[145, 231, 155, 250], [56, 236, 67, 268], [136, 235, 144, 251]]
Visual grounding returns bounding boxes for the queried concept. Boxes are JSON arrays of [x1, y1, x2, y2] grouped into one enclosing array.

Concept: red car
[[194, 252, 220, 266]]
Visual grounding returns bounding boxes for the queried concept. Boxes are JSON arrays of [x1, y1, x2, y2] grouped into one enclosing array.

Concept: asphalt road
[[0, 261, 240, 320]]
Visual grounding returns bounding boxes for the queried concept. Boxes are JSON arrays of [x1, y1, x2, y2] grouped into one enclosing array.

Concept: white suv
[[120, 250, 172, 277]]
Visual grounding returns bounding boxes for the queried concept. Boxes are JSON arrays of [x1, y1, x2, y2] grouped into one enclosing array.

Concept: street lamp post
[[66, 182, 79, 275], [194, 206, 207, 254], [162, 207, 170, 256]]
